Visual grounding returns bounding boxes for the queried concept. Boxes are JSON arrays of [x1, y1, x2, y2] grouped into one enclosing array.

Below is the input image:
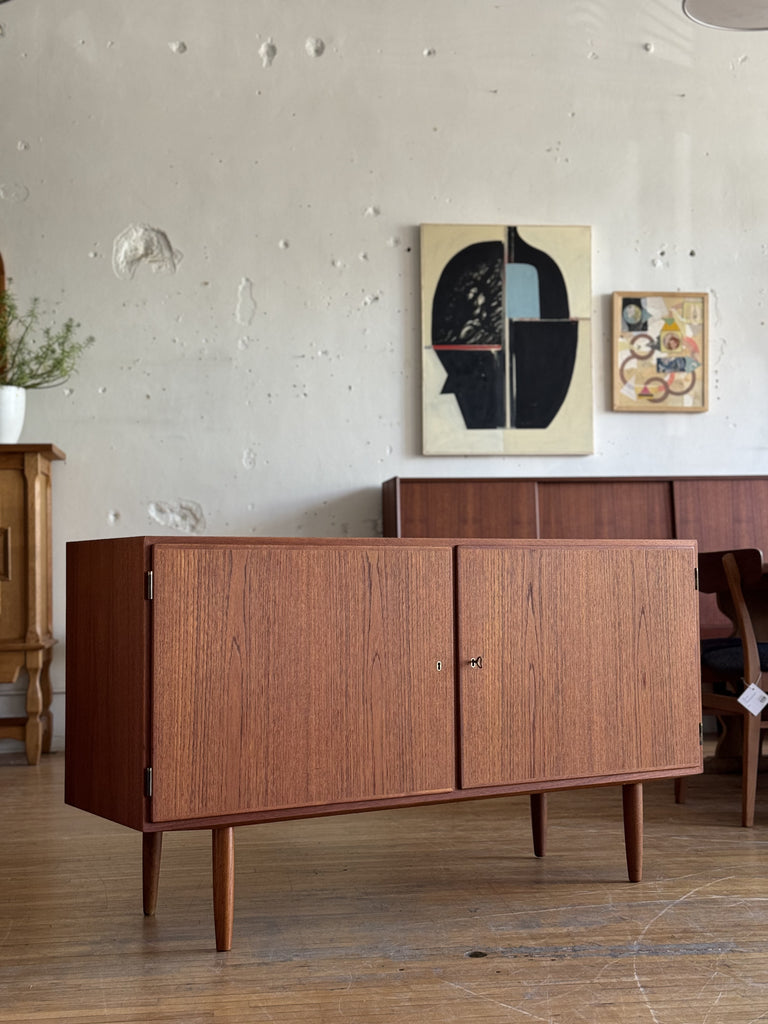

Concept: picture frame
[[422, 224, 593, 455], [612, 291, 708, 412]]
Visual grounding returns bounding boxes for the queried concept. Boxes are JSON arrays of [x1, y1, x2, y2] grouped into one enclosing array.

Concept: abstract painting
[[421, 224, 592, 455], [612, 292, 708, 412]]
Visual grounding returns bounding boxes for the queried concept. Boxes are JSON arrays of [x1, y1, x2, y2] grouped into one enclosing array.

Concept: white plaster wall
[[1, 0, 767, 746]]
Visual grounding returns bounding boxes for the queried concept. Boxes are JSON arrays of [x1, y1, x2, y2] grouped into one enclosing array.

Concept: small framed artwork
[[612, 291, 708, 412]]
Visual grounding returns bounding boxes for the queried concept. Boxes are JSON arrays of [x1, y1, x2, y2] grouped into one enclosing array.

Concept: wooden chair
[[675, 548, 768, 826]]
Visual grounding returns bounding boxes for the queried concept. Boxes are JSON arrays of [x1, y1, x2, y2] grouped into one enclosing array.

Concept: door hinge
[[145, 570, 154, 600], [144, 766, 153, 797], [699, 722, 703, 746], [694, 566, 699, 591]]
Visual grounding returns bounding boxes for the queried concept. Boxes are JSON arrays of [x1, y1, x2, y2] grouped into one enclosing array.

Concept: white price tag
[[738, 683, 768, 717]]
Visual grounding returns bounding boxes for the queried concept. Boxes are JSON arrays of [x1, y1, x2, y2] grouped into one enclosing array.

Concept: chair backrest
[[721, 552, 763, 690], [698, 548, 764, 595]]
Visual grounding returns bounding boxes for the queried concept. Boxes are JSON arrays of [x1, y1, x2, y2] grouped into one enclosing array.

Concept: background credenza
[[383, 475, 768, 634], [65, 536, 701, 951]]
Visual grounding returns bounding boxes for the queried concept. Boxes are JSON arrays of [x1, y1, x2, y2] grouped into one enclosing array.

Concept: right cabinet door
[[456, 542, 702, 789]]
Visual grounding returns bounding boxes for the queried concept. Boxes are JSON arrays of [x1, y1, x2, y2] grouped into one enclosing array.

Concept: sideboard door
[[456, 543, 702, 790], [149, 543, 455, 822]]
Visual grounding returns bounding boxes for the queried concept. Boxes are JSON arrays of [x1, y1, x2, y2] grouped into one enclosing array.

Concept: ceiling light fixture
[[683, 0, 768, 30]]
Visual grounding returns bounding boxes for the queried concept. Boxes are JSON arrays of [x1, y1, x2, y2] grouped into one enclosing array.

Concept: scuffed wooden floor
[[2, 749, 767, 1023]]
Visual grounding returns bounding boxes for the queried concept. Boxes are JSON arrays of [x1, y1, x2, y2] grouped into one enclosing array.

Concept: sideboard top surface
[[383, 474, 768, 484], [67, 535, 699, 551]]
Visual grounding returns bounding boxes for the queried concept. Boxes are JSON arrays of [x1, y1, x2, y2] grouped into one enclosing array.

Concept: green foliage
[[0, 292, 94, 389]]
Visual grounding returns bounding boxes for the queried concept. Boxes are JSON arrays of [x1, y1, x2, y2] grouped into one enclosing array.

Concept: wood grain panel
[[674, 478, 768, 551], [151, 544, 455, 821], [64, 537, 150, 830], [674, 478, 768, 634], [456, 542, 701, 788], [0, 461, 26, 641], [390, 479, 538, 538], [538, 481, 674, 539]]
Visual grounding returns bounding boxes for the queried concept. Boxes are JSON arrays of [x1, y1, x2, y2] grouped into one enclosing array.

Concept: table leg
[[24, 649, 44, 765], [212, 827, 235, 951], [143, 832, 163, 916], [530, 793, 547, 857], [40, 648, 53, 754], [622, 782, 643, 882]]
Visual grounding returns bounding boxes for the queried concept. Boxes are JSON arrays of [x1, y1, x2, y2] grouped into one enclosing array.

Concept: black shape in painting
[[431, 229, 579, 431]]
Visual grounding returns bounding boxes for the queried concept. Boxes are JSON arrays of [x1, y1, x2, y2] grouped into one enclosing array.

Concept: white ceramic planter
[[0, 386, 26, 444]]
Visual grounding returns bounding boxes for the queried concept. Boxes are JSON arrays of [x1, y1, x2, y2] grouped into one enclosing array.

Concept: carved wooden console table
[[65, 536, 702, 950], [0, 444, 65, 763]]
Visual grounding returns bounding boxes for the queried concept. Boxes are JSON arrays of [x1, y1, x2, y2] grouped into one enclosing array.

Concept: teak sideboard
[[65, 536, 702, 951]]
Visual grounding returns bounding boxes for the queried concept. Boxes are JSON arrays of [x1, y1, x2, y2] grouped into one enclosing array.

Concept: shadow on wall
[[600, 292, 614, 411]]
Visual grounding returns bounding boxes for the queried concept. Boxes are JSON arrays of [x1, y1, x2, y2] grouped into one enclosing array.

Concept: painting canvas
[[421, 224, 593, 455], [612, 292, 708, 412]]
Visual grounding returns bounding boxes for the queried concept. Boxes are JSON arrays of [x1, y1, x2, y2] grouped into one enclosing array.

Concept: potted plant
[[0, 291, 94, 443]]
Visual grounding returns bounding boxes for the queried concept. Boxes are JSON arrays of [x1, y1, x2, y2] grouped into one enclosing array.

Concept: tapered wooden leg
[[674, 777, 687, 804], [143, 832, 163, 915], [622, 782, 643, 882], [741, 712, 762, 827], [530, 792, 547, 857], [212, 827, 234, 952]]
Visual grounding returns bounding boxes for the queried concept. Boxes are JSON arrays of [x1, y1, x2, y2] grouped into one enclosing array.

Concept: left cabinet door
[[150, 543, 456, 822]]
